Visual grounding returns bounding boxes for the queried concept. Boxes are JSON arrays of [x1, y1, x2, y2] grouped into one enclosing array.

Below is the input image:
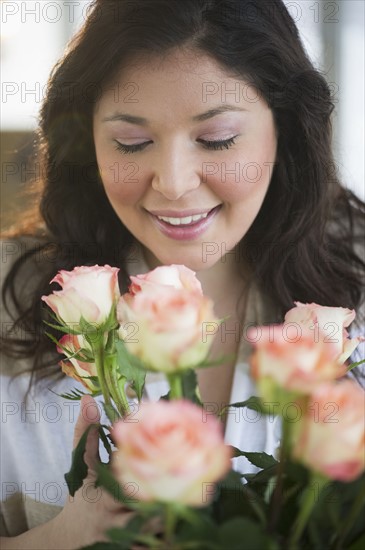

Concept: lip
[[147, 205, 221, 241], [147, 207, 219, 218]]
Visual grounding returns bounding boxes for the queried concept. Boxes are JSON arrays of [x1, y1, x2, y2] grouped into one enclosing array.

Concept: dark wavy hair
[[2, 0, 364, 385]]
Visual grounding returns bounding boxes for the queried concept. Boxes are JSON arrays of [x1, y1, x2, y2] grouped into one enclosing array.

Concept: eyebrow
[[102, 113, 148, 125], [192, 106, 246, 122], [102, 106, 246, 125]]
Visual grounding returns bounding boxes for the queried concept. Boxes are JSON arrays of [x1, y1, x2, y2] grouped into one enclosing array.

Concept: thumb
[[73, 394, 101, 470]]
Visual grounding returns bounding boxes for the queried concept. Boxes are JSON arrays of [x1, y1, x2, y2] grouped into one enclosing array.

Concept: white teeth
[[157, 212, 209, 225]]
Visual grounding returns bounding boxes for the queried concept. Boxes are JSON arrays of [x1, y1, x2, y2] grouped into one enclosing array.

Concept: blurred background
[[1, 0, 364, 231]]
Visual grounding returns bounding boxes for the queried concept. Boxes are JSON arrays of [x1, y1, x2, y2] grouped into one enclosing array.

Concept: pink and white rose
[[112, 400, 231, 506], [117, 265, 217, 372], [58, 334, 99, 392], [42, 265, 120, 330], [248, 324, 347, 396], [128, 264, 202, 295], [292, 380, 365, 481], [284, 302, 363, 365]]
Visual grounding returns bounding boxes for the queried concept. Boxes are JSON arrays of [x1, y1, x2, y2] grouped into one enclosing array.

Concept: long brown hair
[[2, 0, 364, 384]]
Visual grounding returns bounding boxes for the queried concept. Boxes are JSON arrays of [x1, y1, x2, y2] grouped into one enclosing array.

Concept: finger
[[73, 395, 101, 469]]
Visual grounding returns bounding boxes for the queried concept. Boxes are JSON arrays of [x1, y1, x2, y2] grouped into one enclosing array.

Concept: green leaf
[[176, 514, 220, 547], [217, 468, 245, 491], [243, 464, 278, 484], [348, 533, 365, 550], [64, 424, 94, 496], [45, 331, 93, 363], [218, 518, 279, 549], [214, 469, 267, 526], [98, 425, 112, 461], [115, 339, 146, 400], [174, 505, 208, 528], [79, 375, 99, 383], [48, 386, 101, 401], [347, 358, 365, 372], [105, 522, 164, 549], [103, 402, 122, 424], [219, 396, 266, 418], [181, 369, 201, 404], [230, 449, 278, 470], [80, 317, 104, 344], [44, 331, 64, 348], [44, 320, 80, 335], [105, 527, 138, 547], [95, 463, 140, 509], [49, 387, 87, 401], [112, 515, 145, 536]]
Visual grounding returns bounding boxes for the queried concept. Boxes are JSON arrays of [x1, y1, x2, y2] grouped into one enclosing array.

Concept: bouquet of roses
[[42, 264, 365, 549]]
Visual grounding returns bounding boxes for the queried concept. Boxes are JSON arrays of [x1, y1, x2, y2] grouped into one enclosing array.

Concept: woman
[[1, 0, 364, 547]]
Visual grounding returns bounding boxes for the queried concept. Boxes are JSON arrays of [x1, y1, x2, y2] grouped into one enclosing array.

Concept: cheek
[[98, 157, 147, 207], [208, 156, 275, 203], [207, 132, 277, 202]]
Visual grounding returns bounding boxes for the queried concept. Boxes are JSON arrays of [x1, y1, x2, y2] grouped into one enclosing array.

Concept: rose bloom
[[128, 264, 203, 295], [292, 380, 365, 481], [248, 324, 347, 396], [112, 400, 231, 506], [42, 265, 120, 330], [284, 302, 363, 365], [58, 334, 99, 392], [117, 265, 217, 372]]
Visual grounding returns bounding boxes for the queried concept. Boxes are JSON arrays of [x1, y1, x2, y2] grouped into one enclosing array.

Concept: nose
[[151, 142, 201, 200]]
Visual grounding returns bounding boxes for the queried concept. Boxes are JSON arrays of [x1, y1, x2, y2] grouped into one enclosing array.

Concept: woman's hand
[[1, 395, 134, 550], [55, 394, 135, 548]]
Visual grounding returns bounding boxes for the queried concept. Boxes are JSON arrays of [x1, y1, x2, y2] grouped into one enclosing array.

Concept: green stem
[[164, 503, 177, 547], [289, 473, 327, 548], [103, 355, 122, 417], [114, 372, 131, 417], [167, 373, 183, 399], [104, 353, 130, 417], [332, 481, 365, 549], [268, 417, 291, 533], [92, 336, 112, 409], [104, 332, 130, 417]]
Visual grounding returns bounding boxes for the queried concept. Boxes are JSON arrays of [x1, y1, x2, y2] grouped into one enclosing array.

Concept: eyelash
[[114, 136, 238, 154], [114, 141, 151, 154], [197, 136, 238, 150]]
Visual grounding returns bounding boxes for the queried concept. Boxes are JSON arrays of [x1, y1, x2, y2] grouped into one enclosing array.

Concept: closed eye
[[114, 135, 238, 154], [114, 140, 152, 154], [197, 135, 238, 151]]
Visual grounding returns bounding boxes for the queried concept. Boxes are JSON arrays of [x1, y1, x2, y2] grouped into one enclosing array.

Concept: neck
[[141, 243, 248, 314], [195, 251, 246, 307]]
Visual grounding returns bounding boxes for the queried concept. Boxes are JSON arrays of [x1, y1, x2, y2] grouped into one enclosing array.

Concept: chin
[[152, 248, 221, 273]]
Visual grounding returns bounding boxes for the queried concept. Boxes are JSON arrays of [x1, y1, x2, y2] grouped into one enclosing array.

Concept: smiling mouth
[[149, 206, 221, 226], [156, 212, 209, 226]]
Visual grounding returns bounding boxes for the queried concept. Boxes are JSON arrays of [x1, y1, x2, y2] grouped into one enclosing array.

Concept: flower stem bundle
[[42, 264, 365, 549]]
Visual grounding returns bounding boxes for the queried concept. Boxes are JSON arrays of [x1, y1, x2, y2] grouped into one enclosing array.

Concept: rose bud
[[58, 334, 99, 392], [117, 265, 218, 372], [292, 380, 365, 481], [248, 324, 347, 398], [284, 302, 363, 365], [42, 265, 120, 331]]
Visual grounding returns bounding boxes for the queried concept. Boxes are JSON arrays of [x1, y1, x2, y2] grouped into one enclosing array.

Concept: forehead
[[94, 48, 260, 118], [113, 48, 237, 83]]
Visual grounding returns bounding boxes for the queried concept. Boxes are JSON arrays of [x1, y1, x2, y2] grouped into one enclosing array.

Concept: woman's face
[[93, 49, 277, 271]]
